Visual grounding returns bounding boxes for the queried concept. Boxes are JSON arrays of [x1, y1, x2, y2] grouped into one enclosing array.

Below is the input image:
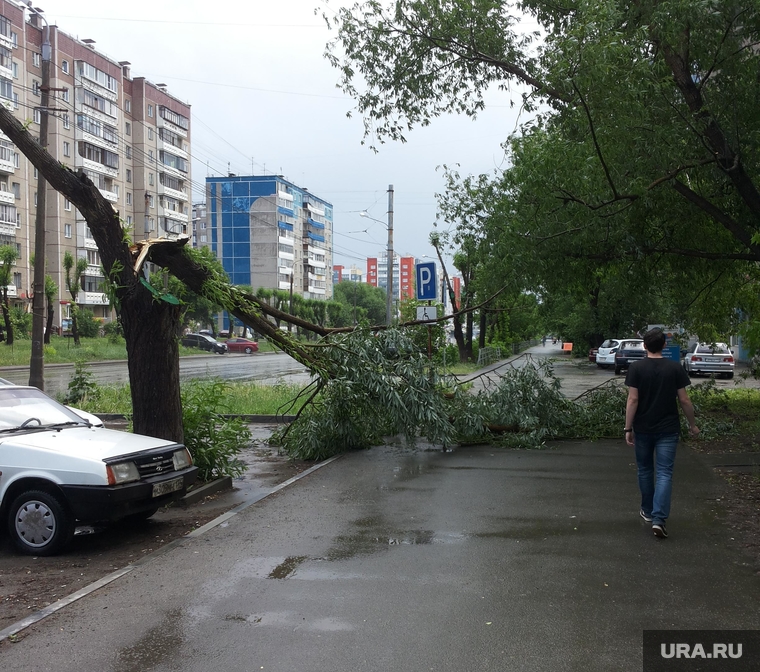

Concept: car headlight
[[106, 461, 140, 485], [173, 447, 193, 470]]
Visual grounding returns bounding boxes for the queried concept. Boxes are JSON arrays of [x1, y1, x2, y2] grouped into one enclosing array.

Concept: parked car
[[595, 338, 621, 368], [0, 385, 198, 556], [0, 377, 103, 427], [225, 337, 259, 354], [614, 339, 645, 375], [588, 347, 599, 363], [181, 333, 227, 354], [682, 342, 735, 379]]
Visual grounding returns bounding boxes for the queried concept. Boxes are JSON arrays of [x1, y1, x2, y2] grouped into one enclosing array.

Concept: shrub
[[181, 378, 251, 481], [76, 308, 101, 338], [64, 359, 100, 405]]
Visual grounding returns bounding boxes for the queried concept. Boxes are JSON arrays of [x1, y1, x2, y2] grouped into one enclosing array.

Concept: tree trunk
[[2, 292, 12, 346], [71, 308, 80, 346], [44, 301, 53, 344]]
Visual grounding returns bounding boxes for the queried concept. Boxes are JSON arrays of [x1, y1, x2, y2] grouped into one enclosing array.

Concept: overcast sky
[[36, 0, 528, 270]]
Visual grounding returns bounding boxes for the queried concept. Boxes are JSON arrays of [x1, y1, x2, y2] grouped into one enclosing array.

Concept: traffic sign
[[416, 262, 437, 300], [416, 306, 437, 321]]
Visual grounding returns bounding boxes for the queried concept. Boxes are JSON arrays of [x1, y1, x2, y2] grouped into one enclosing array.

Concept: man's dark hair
[[643, 327, 666, 353]]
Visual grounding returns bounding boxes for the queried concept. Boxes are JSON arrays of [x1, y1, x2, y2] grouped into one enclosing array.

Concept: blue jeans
[[634, 432, 679, 525]]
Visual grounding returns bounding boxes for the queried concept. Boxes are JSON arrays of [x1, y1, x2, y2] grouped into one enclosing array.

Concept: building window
[[62, 114, 69, 129], [64, 223, 72, 238], [63, 141, 70, 157], [34, 167, 38, 179], [11, 61, 17, 78], [11, 182, 19, 199], [148, 194, 154, 208], [13, 152, 18, 168], [64, 198, 71, 211], [33, 108, 40, 124], [148, 173, 154, 186], [11, 32, 17, 47], [13, 272, 20, 290], [62, 88, 69, 102], [61, 59, 69, 74], [124, 99, 130, 113], [126, 192, 132, 205], [34, 192, 37, 206], [147, 104, 153, 117], [32, 80, 39, 95], [33, 52, 40, 68], [12, 92, 17, 108], [125, 145, 131, 159], [125, 168, 131, 183], [126, 215, 132, 226], [148, 127, 153, 140], [125, 121, 131, 136]]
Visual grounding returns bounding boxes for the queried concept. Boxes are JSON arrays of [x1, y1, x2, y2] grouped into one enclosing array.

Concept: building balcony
[[0, 97, 12, 114], [75, 155, 118, 179], [0, 189, 14, 204], [99, 188, 118, 203], [80, 291, 109, 306], [76, 128, 119, 153], [308, 285, 326, 296], [0, 154, 14, 174], [0, 221, 14, 236], [157, 114, 188, 138], [4, 284, 16, 297], [278, 280, 291, 291], [162, 209, 188, 222], [76, 74, 118, 103], [157, 136, 188, 160], [84, 237, 98, 251], [157, 182, 188, 201]]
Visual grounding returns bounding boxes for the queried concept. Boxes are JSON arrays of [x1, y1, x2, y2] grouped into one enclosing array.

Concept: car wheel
[[8, 489, 75, 556], [614, 366, 622, 375], [244, 346, 253, 354]]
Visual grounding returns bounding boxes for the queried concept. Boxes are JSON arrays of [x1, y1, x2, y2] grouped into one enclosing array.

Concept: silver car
[[682, 343, 735, 379]]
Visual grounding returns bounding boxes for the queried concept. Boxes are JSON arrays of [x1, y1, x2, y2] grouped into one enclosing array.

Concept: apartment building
[[203, 174, 333, 301], [333, 264, 363, 284], [366, 252, 412, 302], [0, 0, 191, 329]]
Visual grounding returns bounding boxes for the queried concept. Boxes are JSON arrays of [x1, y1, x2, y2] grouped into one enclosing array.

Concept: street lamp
[[26, 2, 50, 390], [360, 185, 394, 326]]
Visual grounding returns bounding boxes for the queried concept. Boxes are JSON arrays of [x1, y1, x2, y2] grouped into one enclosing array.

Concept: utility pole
[[386, 184, 394, 327], [28, 3, 50, 390]]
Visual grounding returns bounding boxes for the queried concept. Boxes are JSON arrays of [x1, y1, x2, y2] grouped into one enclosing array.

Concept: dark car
[[614, 339, 645, 374], [181, 333, 227, 355], [225, 337, 259, 354]]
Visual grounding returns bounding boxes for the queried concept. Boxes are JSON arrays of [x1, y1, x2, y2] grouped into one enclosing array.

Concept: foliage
[[64, 359, 100, 405], [332, 281, 387, 326], [10, 306, 31, 339], [102, 318, 123, 344], [180, 379, 251, 481], [271, 328, 455, 460], [76, 308, 101, 338]]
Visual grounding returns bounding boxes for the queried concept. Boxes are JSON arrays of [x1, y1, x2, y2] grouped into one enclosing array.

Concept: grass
[[72, 379, 309, 417], [0, 335, 278, 366]]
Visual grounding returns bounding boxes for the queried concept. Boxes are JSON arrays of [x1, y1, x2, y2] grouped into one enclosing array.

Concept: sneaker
[[640, 510, 653, 523], [652, 524, 668, 539]]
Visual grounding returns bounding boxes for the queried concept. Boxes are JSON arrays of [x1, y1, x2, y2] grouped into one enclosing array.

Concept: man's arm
[[677, 388, 700, 437], [625, 387, 638, 446]]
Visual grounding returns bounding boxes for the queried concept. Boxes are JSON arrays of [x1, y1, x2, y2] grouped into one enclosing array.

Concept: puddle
[[113, 608, 185, 672], [268, 555, 307, 579]]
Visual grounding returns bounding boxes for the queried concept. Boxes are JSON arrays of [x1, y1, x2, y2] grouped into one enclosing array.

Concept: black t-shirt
[[624, 357, 691, 433]]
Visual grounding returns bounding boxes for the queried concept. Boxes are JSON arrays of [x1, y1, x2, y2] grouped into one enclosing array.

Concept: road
[[0, 351, 313, 396], [1, 439, 758, 670]]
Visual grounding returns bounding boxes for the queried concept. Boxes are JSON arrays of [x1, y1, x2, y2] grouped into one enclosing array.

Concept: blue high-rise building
[[204, 175, 333, 300]]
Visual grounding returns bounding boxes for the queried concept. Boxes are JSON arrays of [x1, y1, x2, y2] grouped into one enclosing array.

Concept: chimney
[[156, 82, 168, 93], [81, 38, 96, 50]]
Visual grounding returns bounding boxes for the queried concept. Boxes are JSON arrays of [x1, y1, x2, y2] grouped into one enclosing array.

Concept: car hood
[[0, 426, 177, 461]]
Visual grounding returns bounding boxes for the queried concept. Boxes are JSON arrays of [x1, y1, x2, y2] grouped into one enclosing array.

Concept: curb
[[0, 454, 342, 643], [181, 476, 233, 505]]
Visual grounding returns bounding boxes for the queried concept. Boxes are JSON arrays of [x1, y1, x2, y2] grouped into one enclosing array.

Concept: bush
[[76, 308, 101, 338], [102, 319, 123, 344], [10, 306, 31, 339], [64, 359, 100, 405], [181, 378, 251, 481]]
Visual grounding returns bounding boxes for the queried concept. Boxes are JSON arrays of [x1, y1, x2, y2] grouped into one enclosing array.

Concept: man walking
[[624, 328, 699, 539]]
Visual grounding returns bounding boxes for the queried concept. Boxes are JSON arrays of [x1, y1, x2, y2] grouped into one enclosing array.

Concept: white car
[[682, 342, 735, 379], [0, 385, 198, 556], [595, 338, 622, 368]]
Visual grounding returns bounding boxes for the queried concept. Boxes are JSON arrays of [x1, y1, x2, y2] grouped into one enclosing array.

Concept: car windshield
[[697, 343, 730, 354], [0, 388, 89, 431], [600, 339, 618, 348]]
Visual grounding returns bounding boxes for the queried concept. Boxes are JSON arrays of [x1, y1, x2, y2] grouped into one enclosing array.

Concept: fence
[[476, 346, 502, 366]]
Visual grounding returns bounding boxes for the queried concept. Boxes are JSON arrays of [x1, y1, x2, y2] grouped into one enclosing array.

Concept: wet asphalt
[[2, 345, 759, 670]]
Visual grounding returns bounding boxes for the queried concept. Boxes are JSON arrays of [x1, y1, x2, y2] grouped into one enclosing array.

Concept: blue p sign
[[416, 262, 437, 300]]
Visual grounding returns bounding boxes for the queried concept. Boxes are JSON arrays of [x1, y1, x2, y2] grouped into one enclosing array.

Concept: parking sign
[[416, 262, 437, 301]]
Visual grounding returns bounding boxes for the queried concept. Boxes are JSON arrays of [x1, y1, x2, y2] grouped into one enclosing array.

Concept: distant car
[[0, 384, 198, 555], [682, 342, 734, 379], [614, 339, 645, 375], [218, 329, 231, 339], [225, 337, 259, 354], [595, 338, 621, 368], [588, 348, 598, 363], [181, 333, 227, 355]]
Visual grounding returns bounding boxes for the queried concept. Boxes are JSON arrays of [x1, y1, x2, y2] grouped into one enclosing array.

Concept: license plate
[[152, 476, 183, 498], [705, 357, 719, 362]]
